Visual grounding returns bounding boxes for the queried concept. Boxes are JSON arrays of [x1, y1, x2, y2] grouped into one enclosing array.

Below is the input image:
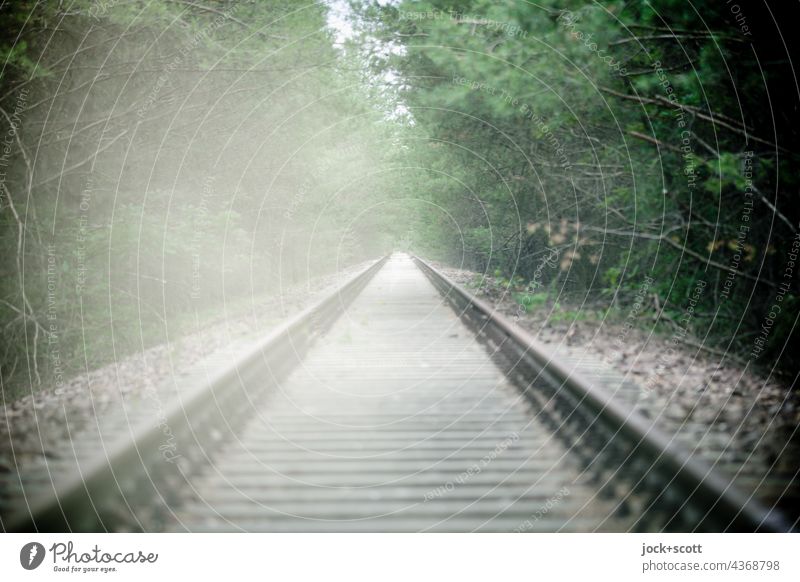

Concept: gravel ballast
[[2, 257, 797, 528], [0, 261, 373, 477], [433, 262, 800, 520]]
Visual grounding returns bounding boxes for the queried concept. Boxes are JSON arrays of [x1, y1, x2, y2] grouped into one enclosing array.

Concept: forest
[[1, 0, 798, 398]]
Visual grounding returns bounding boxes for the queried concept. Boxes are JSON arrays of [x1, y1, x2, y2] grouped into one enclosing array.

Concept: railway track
[[1, 254, 795, 532]]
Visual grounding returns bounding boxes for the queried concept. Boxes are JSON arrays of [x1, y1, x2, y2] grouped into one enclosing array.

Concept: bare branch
[[599, 86, 783, 152], [582, 225, 776, 288], [165, 0, 288, 40], [609, 33, 746, 46], [29, 129, 129, 191]]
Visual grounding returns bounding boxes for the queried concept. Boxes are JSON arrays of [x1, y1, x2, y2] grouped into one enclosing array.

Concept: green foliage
[[0, 0, 406, 397], [514, 292, 548, 312], [603, 267, 622, 287], [2, 0, 799, 398], [354, 0, 800, 373]]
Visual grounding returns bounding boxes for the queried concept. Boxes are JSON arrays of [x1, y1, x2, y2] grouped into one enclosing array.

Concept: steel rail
[[5, 256, 388, 532], [413, 255, 793, 532], [7, 253, 792, 532]]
